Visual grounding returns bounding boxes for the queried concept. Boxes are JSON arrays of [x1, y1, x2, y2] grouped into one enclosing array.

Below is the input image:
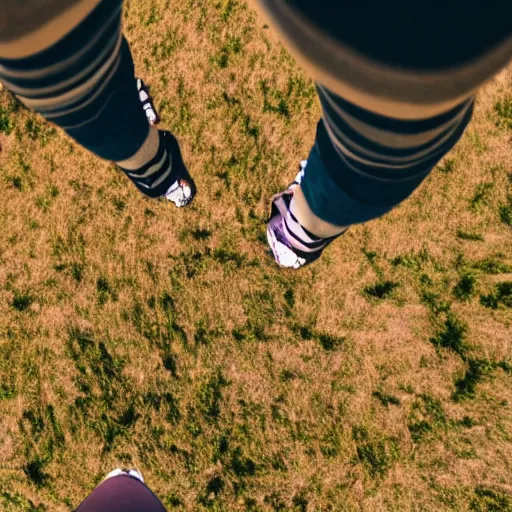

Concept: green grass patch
[[96, 276, 118, 305], [54, 262, 84, 283], [372, 391, 401, 407], [452, 359, 511, 401], [494, 94, 512, 129], [11, 292, 35, 312], [430, 315, 468, 358], [352, 426, 400, 478], [480, 282, 512, 309], [470, 257, 512, 275], [0, 107, 13, 135], [198, 369, 229, 422], [408, 394, 447, 442], [0, 491, 46, 511], [499, 197, 512, 227], [457, 230, 484, 241], [198, 475, 225, 506], [470, 486, 512, 511], [151, 29, 185, 62], [213, 36, 243, 68], [469, 183, 494, 211], [184, 228, 212, 241], [283, 288, 295, 309], [391, 253, 423, 270], [142, 4, 161, 26], [24, 118, 57, 146], [36, 184, 59, 211], [218, 0, 239, 21], [4, 175, 24, 190], [317, 334, 345, 351], [453, 272, 477, 301], [467, 130, 488, 154], [260, 79, 291, 120], [438, 158, 456, 174], [213, 247, 248, 268], [0, 382, 17, 400], [23, 457, 49, 488], [296, 325, 346, 351], [363, 281, 399, 300]]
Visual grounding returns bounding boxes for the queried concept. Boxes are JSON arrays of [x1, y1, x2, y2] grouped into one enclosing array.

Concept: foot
[[164, 178, 194, 207], [136, 79, 195, 208], [267, 161, 342, 269], [161, 131, 196, 208], [103, 468, 145, 483]]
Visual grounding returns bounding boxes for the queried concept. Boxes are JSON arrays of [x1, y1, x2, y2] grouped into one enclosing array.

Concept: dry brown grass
[[1, 1, 512, 511]]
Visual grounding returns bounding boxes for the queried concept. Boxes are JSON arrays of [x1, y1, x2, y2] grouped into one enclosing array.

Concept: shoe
[[103, 468, 145, 483], [267, 161, 342, 269], [161, 131, 196, 208], [135, 79, 195, 208], [137, 78, 160, 126]]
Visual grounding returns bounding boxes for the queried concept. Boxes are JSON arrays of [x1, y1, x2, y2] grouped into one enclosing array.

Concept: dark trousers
[[76, 475, 167, 512], [0, 0, 480, 222]]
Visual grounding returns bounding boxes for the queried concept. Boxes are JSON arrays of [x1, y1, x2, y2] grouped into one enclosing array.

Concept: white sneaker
[[103, 468, 145, 483], [267, 160, 342, 269], [165, 179, 194, 208], [161, 131, 196, 207]]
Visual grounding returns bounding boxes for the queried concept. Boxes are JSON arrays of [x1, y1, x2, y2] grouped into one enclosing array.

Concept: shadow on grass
[[363, 281, 399, 300]]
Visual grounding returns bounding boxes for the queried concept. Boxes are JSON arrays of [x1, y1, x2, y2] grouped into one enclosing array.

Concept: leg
[[260, 0, 511, 268], [76, 473, 167, 512], [0, 0, 194, 205], [268, 84, 474, 268]]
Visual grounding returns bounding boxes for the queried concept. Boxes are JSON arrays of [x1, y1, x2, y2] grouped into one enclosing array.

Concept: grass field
[[1, 1, 512, 510]]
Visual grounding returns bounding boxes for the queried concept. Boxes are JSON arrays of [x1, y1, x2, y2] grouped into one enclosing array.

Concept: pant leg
[[300, 86, 475, 227], [76, 475, 167, 512], [258, 1, 510, 230], [0, 0, 178, 197]]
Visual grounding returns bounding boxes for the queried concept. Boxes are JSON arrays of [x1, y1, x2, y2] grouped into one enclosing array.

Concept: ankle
[[290, 186, 347, 238], [116, 127, 160, 171]]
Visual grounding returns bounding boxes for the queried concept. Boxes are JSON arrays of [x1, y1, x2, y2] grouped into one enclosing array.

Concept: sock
[[117, 130, 175, 198], [282, 205, 339, 256], [117, 125, 160, 171], [289, 186, 347, 238]]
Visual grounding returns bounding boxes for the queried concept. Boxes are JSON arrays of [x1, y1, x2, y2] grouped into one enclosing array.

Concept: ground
[[0, 1, 511, 511]]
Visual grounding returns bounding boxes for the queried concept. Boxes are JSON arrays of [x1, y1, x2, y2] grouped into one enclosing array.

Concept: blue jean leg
[[301, 97, 474, 227]]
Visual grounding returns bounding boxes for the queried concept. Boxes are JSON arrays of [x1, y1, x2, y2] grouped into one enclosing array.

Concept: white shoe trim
[[165, 180, 193, 207], [103, 468, 145, 483], [267, 224, 306, 270]]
